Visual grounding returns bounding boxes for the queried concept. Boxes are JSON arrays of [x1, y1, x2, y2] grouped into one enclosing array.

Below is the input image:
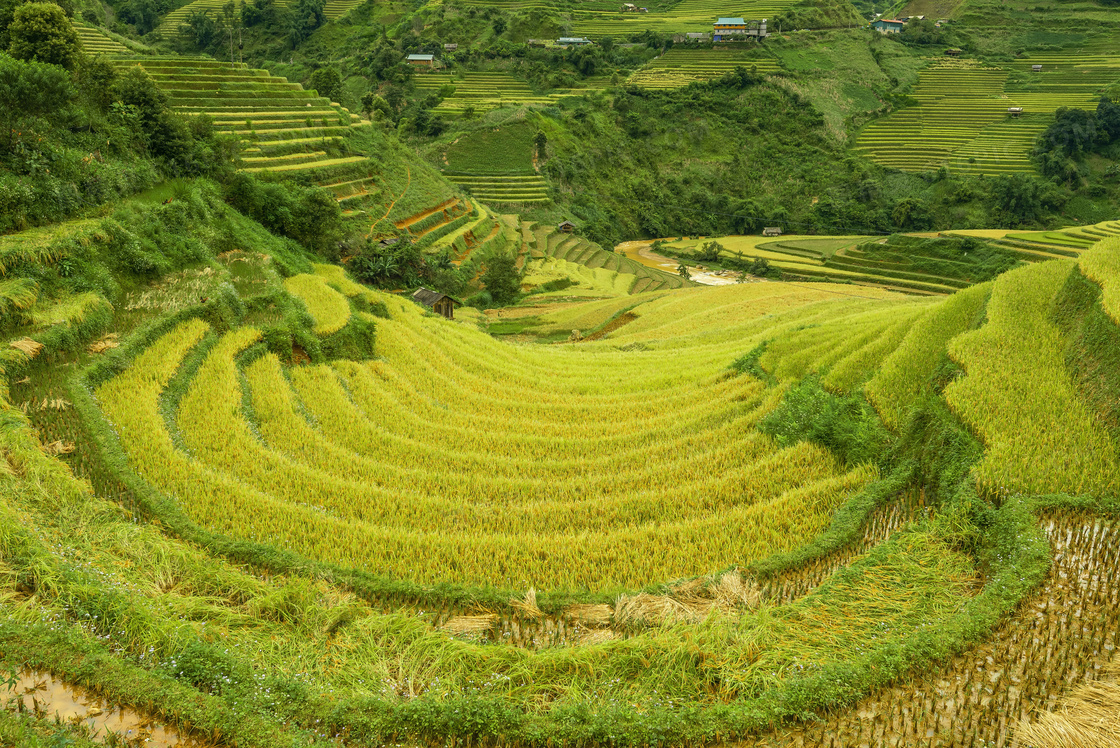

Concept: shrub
[[0, 52, 75, 151], [7, 2, 80, 70]]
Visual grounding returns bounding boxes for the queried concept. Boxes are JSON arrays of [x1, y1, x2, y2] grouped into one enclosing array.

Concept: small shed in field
[[1032, 64, 1043, 71], [621, 3, 637, 10], [557, 37, 593, 46], [762, 226, 782, 237], [686, 32, 711, 40], [413, 287, 463, 320], [444, 43, 458, 51], [558, 220, 576, 233], [1008, 106, 1024, 117], [407, 54, 435, 67], [945, 48, 962, 56]]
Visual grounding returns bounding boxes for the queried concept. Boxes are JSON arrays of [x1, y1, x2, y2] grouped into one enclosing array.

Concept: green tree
[[361, 91, 390, 120], [182, 9, 221, 49], [308, 67, 341, 102], [76, 54, 116, 112], [111, 64, 167, 128], [989, 173, 1065, 225], [677, 263, 690, 280], [533, 129, 547, 159], [118, 0, 160, 34], [241, 0, 278, 27], [480, 250, 520, 305], [0, 51, 74, 149], [8, 2, 80, 70], [695, 240, 724, 262], [287, 0, 324, 45]]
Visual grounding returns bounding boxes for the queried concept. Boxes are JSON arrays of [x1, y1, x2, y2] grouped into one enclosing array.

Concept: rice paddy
[[626, 48, 781, 89], [567, 0, 797, 36], [3, 175, 1119, 747], [413, 71, 606, 116], [854, 55, 1120, 174]]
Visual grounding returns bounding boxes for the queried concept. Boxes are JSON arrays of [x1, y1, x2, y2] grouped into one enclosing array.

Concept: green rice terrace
[[626, 47, 781, 88], [659, 223, 1120, 294], [855, 54, 1120, 174], [155, 0, 366, 39], [413, 71, 608, 116], [437, 121, 551, 205], [573, 0, 797, 36]]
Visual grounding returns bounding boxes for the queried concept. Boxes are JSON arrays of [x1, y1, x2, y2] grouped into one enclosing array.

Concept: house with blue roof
[[713, 17, 767, 41], [871, 18, 906, 33]]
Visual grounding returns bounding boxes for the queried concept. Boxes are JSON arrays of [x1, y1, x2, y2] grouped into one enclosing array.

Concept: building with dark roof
[[413, 288, 463, 319]]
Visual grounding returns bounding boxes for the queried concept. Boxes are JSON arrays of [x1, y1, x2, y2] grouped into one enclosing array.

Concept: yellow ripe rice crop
[[866, 283, 991, 430], [311, 262, 370, 298], [1077, 237, 1120, 325], [761, 299, 932, 383], [283, 273, 351, 336], [820, 312, 922, 393], [945, 261, 1119, 498], [95, 283, 886, 591]]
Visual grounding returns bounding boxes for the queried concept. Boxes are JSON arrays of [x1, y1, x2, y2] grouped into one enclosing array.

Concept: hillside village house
[[558, 220, 577, 233], [871, 18, 905, 33], [557, 37, 593, 46], [413, 288, 463, 320], [713, 18, 767, 41], [407, 54, 435, 67]]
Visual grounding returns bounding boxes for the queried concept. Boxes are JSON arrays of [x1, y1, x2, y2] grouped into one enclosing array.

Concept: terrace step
[[247, 136, 345, 154], [237, 126, 352, 141], [321, 177, 380, 198], [217, 119, 348, 133], [241, 151, 328, 168], [204, 110, 343, 123], [242, 155, 370, 174]]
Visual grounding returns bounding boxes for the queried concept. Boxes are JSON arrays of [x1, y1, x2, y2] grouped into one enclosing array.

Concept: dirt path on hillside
[[369, 166, 410, 236]]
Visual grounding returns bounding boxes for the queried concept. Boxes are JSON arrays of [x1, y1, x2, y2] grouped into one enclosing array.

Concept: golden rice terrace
[[1, 201, 1119, 748]]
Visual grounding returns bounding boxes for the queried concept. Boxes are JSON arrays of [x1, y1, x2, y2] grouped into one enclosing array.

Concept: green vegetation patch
[[443, 121, 537, 175]]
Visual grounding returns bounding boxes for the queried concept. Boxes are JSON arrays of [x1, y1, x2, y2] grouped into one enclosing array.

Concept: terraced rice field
[[74, 22, 131, 55], [534, 224, 690, 293], [627, 47, 781, 88], [413, 71, 605, 115], [855, 55, 1119, 174], [568, 0, 796, 35], [446, 174, 549, 204], [156, 0, 364, 38], [94, 271, 887, 591], [662, 235, 969, 295], [110, 57, 371, 178], [1001, 219, 1120, 254], [7, 198, 1119, 748]]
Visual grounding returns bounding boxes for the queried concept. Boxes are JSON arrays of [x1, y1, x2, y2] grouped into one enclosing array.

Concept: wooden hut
[[558, 220, 576, 233], [1008, 106, 1024, 117], [413, 288, 463, 320], [407, 54, 435, 68], [762, 226, 783, 237], [1032, 64, 1043, 71]]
